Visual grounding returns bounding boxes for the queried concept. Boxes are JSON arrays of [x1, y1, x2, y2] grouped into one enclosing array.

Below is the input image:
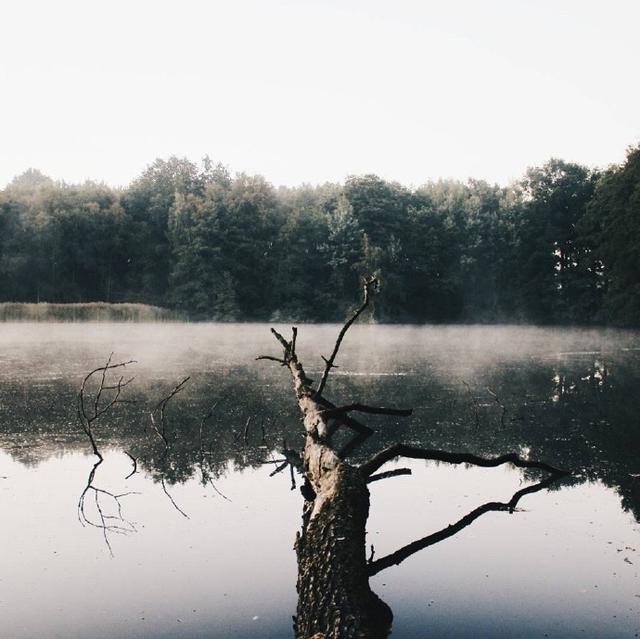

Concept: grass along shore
[[0, 302, 182, 322]]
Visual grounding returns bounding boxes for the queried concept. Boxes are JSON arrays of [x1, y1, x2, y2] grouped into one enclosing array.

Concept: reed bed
[[0, 302, 183, 322]]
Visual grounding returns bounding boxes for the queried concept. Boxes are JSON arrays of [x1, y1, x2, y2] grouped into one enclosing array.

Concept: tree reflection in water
[[1, 322, 639, 635]]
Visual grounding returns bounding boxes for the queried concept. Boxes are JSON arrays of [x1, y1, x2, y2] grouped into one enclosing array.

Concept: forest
[[1, 145, 638, 325]]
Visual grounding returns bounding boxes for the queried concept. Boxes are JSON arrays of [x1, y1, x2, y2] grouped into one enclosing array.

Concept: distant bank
[[0, 302, 182, 322]]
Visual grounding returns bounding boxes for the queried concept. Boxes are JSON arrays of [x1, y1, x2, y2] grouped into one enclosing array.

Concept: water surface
[[0, 323, 639, 638]]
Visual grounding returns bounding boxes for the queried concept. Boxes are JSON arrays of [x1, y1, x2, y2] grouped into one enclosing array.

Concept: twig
[[290, 464, 297, 491], [124, 451, 137, 479], [161, 478, 189, 519], [255, 355, 286, 365], [158, 377, 190, 443], [270, 461, 289, 477], [149, 412, 167, 447], [77, 354, 136, 459], [487, 387, 507, 429]]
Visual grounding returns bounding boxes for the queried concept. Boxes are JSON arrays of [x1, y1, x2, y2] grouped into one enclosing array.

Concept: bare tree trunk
[[258, 278, 566, 639], [295, 462, 391, 638], [259, 284, 401, 637], [275, 333, 392, 638]]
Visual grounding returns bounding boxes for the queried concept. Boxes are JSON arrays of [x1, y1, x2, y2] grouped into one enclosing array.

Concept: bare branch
[[256, 355, 286, 364], [316, 275, 378, 396], [359, 443, 567, 478], [321, 403, 412, 418], [321, 355, 338, 368], [151, 376, 191, 447], [367, 468, 413, 483], [149, 412, 168, 447], [270, 460, 289, 477], [77, 355, 137, 460], [156, 376, 190, 412], [270, 327, 291, 352], [161, 478, 189, 519], [290, 463, 297, 491], [368, 473, 563, 576], [124, 451, 137, 479], [77, 458, 139, 556], [315, 395, 374, 438]]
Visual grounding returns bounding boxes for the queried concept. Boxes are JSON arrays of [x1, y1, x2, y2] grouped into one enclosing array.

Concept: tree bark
[[258, 279, 566, 639], [275, 337, 391, 638]]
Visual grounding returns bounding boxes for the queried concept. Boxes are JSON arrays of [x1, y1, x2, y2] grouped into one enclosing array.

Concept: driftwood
[[258, 277, 566, 639]]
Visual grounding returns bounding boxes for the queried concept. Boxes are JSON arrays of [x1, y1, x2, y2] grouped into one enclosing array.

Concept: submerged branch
[[77, 354, 137, 459]]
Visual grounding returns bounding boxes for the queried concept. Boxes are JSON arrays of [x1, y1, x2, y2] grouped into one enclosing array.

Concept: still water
[[0, 323, 638, 638]]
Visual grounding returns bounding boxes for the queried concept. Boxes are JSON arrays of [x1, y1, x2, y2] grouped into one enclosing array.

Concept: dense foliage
[[1, 148, 638, 324]]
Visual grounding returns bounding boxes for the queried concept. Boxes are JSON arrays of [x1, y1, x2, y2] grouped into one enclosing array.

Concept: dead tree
[[77, 353, 136, 460], [77, 354, 138, 554], [258, 276, 566, 639]]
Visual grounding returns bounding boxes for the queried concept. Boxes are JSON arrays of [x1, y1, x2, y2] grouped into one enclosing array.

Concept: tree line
[[1, 146, 638, 324]]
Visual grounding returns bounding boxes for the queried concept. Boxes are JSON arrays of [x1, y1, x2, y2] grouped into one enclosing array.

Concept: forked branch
[[77, 353, 136, 459], [77, 458, 139, 556], [359, 443, 566, 478]]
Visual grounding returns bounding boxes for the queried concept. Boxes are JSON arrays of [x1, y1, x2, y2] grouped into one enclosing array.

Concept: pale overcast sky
[[1, 0, 638, 188]]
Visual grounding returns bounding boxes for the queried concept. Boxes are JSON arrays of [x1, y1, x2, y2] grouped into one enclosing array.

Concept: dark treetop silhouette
[[4, 146, 640, 326], [257, 277, 566, 639]]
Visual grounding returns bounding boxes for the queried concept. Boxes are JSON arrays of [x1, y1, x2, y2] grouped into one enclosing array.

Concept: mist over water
[[1, 323, 639, 638]]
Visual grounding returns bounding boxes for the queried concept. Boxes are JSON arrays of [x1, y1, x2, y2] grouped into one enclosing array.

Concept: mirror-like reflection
[[1, 323, 639, 638]]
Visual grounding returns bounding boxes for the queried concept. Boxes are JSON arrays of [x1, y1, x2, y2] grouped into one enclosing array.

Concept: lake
[[0, 323, 639, 638]]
